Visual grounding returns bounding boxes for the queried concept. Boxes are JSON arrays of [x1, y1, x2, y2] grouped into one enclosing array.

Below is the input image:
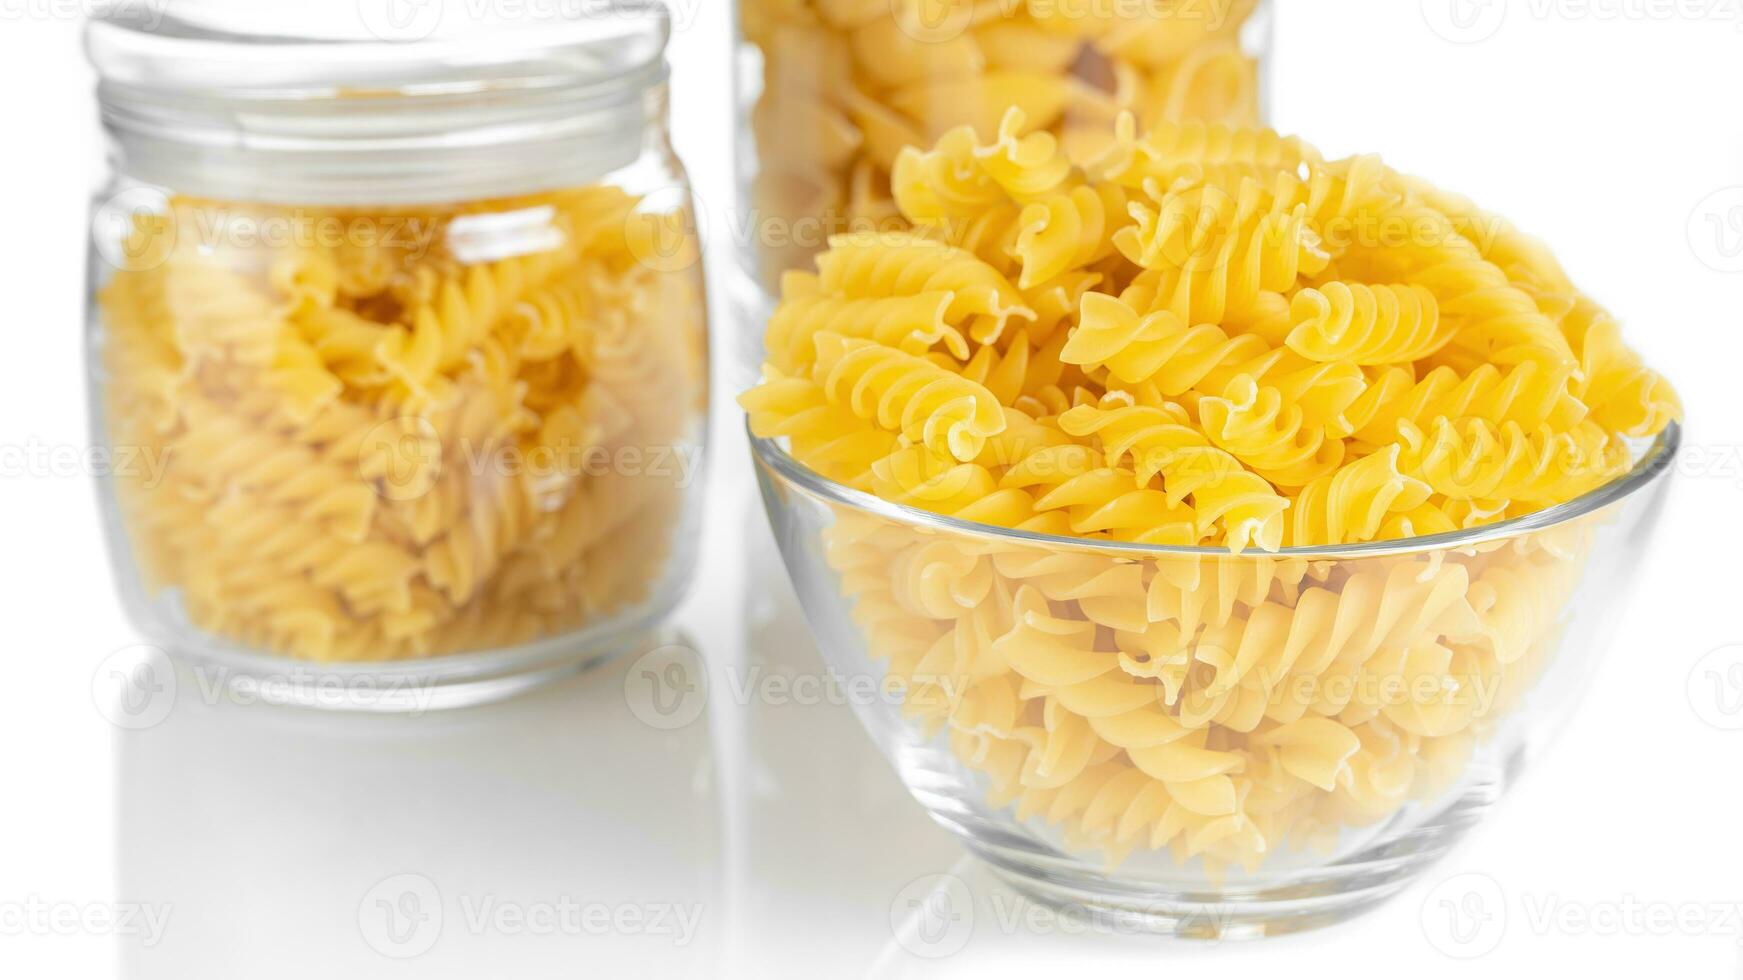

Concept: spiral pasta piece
[[1286, 282, 1453, 366]]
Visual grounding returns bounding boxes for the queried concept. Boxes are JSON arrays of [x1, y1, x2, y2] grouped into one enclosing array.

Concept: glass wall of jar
[[85, 1, 709, 709], [733, 0, 1274, 295]]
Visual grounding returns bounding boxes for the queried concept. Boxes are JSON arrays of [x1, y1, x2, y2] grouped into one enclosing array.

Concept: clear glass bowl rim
[[748, 420, 1680, 561]]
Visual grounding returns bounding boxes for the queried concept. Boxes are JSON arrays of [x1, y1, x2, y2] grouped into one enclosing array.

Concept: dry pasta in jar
[[87, 4, 708, 689], [736, 0, 1270, 289]]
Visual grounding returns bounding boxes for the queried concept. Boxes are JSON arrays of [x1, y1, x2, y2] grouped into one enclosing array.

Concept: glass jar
[[732, 0, 1274, 296], [85, 1, 709, 709]]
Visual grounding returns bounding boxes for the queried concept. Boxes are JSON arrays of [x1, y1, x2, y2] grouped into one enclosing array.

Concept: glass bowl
[[750, 421, 1678, 938]]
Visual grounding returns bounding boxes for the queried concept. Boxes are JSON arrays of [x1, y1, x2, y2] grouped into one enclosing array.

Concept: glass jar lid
[[87, 0, 672, 204]]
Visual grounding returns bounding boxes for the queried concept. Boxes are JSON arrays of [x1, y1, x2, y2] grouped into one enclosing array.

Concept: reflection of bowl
[[752, 421, 1679, 938]]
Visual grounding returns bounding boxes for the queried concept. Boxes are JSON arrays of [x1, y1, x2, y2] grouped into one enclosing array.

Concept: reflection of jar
[[733, 0, 1273, 291], [85, 2, 709, 707]]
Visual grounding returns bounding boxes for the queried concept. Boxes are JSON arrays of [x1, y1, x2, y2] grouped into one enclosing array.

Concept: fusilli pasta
[[100, 186, 708, 662], [740, 0, 1267, 285], [742, 112, 1678, 873]]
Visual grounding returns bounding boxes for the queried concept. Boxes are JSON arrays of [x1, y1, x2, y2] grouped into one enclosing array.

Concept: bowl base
[[962, 757, 1512, 940]]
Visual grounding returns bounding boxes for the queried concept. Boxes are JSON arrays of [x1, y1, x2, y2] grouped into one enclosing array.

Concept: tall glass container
[[733, 0, 1274, 299]]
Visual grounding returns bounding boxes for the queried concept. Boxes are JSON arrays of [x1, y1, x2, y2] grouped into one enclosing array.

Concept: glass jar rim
[[749, 420, 1681, 561], [84, 1, 673, 204], [86, 0, 670, 100]]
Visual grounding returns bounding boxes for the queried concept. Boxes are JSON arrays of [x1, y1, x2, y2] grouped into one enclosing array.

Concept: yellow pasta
[[741, 112, 1678, 873], [100, 187, 707, 662], [740, 0, 1267, 286]]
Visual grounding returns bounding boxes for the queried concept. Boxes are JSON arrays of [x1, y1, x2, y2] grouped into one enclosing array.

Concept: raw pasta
[[740, 0, 1266, 285], [741, 112, 1678, 872], [100, 186, 708, 662]]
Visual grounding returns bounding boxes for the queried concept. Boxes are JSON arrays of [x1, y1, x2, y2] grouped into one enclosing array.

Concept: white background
[[1, 0, 1740, 977]]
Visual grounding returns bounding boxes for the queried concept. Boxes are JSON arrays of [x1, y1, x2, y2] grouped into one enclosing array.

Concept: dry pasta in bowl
[[742, 110, 1680, 935]]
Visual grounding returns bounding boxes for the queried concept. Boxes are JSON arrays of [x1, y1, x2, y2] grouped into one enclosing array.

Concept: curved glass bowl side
[[752, 425, 1678, 934]]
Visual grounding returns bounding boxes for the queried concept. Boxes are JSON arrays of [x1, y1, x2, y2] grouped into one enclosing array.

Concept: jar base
[[957, 761, 1512, 940], [153, 622, 668, 714]]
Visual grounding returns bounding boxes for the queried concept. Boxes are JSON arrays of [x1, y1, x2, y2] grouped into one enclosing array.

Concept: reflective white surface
[[105, 425, 1743, 978], [108, 427, 966, 978]]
